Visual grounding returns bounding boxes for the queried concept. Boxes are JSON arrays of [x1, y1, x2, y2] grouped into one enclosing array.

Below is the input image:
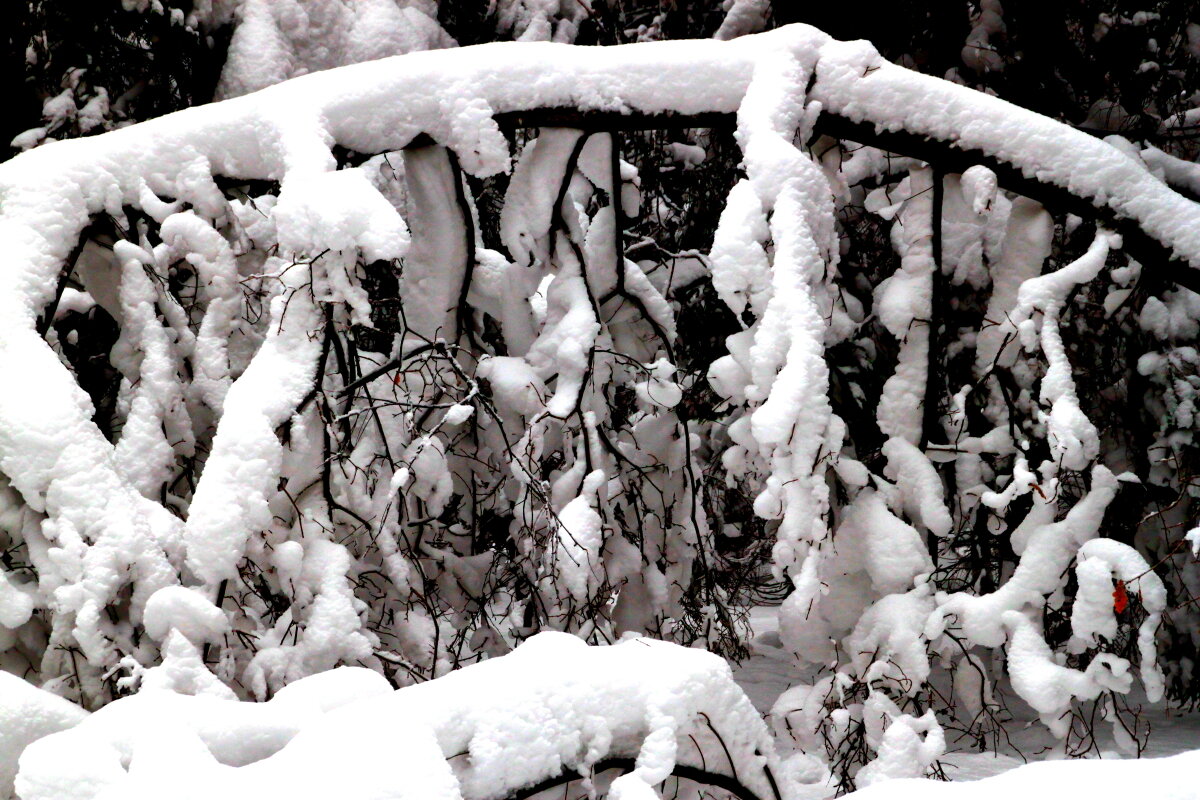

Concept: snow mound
[[16, 633, 785, 800], [0, 672, 87, 799]]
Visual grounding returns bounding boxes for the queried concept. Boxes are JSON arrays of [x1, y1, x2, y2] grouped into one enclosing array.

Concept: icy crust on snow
[[16, 634, 786, 800]]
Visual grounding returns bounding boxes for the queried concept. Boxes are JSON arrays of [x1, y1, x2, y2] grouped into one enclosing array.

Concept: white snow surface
[[2, 23, 1200, 800], [14, 633, 782, 800], [3, 611, 1199, 799], [0, 672, 88, 798], [0, 25, 1197, 672], [849, 749, 1200, 800], [734, 607, 1200, 799]]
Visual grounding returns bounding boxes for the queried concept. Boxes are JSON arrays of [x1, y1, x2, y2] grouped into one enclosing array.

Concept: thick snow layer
[[872, 167, 935, 445], [809, 38, 1200, 270], [1006, 230, 1115, 470], [0, 673, 87, 799], [0, 25, 1194, 668], [142, 586, 230, 646], [1, 23, 1199, 783], [216, 0, 455, 99], [183, 259, 323, 585], [16, 633, 784, 800], [934, 466, 1119, 651]]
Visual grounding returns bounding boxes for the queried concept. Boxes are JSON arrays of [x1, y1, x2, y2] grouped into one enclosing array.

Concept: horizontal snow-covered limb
[[809, 57, 1200, 279], [1141, 144, 1200, 199], [0, 26, 1196, 521], [0, 20, 1197, 687], [5, 24, 1200, 290], [16, 633, 786, 800], [0, 32, 805, 638]]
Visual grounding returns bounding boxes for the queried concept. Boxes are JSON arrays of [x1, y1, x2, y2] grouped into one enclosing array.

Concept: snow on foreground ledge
[[12, 633, 785, 800], [0, 672, 88, 798]]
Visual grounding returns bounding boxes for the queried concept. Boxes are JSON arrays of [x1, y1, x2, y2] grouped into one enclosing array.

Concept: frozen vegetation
[[1, 2, 1199, 799]]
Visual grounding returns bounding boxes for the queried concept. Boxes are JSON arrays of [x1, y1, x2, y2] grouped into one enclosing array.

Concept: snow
[[142, 586, 229, 645], [851, 749, 1200, 800], [400, 145, 468, 340], [872, 167, 935, 445], [810, 39, 1200, 270], [1003, 610, 1135, 738], [935, 466, 1120, 651], [0, 572, 33, 631], [1187, 527, 1200, 556], [1070, 538, 1167, 702], [183, 257, 323, 585], [216, 0, 454, 100], [713, 0, 770, 41], [442, 403, 475, 426], [476, 356, 547, 417], [633, 359, 683, 409], [735, 606, 1200, 796], [549, 469, 607, 605], [1, 20, 1199, 800], [3, 606, 1199, 799], [882, 438, 952, 539], [398, 436, 453, 515], [14, 633, 781, 800], [0, 673, 88, 798], [974, 197, 1054, 373], [1005, 230, 1116, 470], [0, 30, 1195, 657], [856, 709, 945, 788]]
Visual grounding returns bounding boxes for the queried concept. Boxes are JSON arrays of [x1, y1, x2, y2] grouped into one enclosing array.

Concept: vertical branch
[[447, 149, 481, 350], [922, 165, 945, 450], [610, 131, 626, 297], [36, 230, 91, 338], [325, 305, 355, 444], [923, 166, 946, 564]]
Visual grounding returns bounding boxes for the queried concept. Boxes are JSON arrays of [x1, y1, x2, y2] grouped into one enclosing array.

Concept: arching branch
[[407, 105, 1200, 294], [814, 114, 1200, 295]]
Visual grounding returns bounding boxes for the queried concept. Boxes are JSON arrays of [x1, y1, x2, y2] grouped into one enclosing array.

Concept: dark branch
[[401, 106, 1199, 294], [503, 757, 775, 800], [813, 114, 1200, 295]]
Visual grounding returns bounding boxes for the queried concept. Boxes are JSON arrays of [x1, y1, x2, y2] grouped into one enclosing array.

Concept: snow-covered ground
[[1, 617, 1197, 799], [735, 606, 1200, 796]]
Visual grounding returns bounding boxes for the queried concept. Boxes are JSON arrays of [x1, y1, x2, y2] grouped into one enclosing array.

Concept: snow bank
[[0, 673, 87, 799], [847, 748, 1200, 800], [16, 633, 785, 800]]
